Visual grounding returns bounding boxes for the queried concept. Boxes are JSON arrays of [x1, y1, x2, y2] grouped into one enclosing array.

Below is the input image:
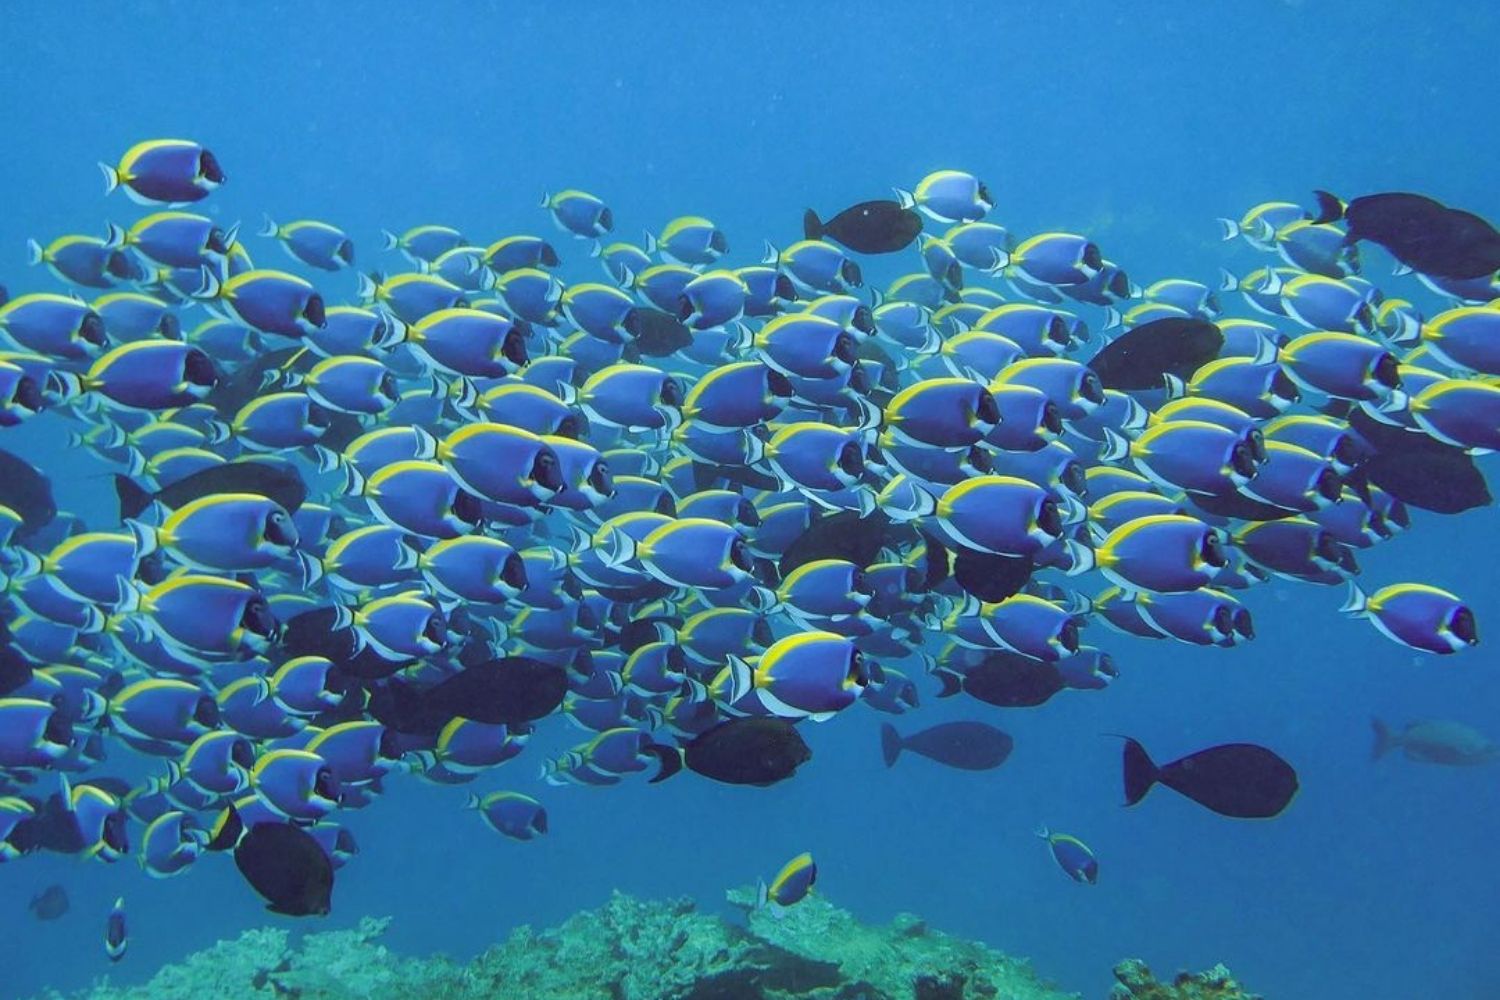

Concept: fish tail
[[644, 742, 683, 784], [1371, 718, 1394, 761], [25, 238, 44, 267], [380, 230, 400, 251], [98, 161, 120, 196], [802, 209, 822, 242], [1311, 190, 1345, 225], [755, 878, 769, 909], [880, 723, 903, 768], [1120, 736, 1158, 806], [1215, 218, 1241, 242]]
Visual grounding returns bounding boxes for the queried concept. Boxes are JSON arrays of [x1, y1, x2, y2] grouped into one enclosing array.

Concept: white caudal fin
[[1338, 581, 1369, 616]]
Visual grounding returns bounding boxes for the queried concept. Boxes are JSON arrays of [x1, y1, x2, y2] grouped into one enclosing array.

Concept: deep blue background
[[2, 3, 1498, 998]]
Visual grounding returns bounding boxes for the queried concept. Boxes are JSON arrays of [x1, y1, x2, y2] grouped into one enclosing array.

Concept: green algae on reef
[[28, 891, 1260, 1000]]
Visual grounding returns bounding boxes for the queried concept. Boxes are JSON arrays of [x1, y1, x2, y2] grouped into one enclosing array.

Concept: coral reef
[[28, 891, 1261, 1000], [1110, 959, 1262, 1000]]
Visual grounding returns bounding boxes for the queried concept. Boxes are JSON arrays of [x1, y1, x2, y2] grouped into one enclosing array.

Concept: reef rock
[[1110, 958, 1264, 1000]]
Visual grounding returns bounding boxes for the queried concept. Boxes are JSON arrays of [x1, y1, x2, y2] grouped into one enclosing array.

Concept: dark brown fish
[[1122, 737, 1298, 819], [115, 457, 307, 520], [1315, 190, 1500, 280], [234, 822, 334, 916], [1087, 318, 1224, 391], [880, 721, 1013, 770], [648, 717, 811, 786], [804, 201, 923, 255], [29, 883, 69, 920], [937, 652, 1065, 708]]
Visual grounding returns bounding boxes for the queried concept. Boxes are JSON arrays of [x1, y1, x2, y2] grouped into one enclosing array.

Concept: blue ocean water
[[2, 2, 1498, 998]]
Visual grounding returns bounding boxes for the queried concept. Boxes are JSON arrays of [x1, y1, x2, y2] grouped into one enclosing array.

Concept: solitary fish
[[1122, 737, 1298, 819], [880, 721, 1013, 770], [1372, 718, 1500, 766], [104, 897, 127, 962], [803, 201, 923, 255], [29, 883, 69, 920]]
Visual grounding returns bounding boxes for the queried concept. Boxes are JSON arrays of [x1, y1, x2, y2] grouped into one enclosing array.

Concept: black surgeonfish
[[234, 822, 334, 916], [115, 457, 308, 520], [1347, 409, 1491, 514], [880, 721, 1013, 770], [1121, 737, 1298, 819], [803, 201, 923, 255], [647, 717, 810, 786], [778, 510, 892, 577], [0, 447, 57, 540], [1314, 190, 1500, 280], [951, 548, 1033, 601], [935, 652, 1065, 708], [414, 657, 569, 728], [1087, 318, 1224, 391]]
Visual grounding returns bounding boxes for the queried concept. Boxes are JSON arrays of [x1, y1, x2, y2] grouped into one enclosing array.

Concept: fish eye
[[675, 296, 695, 321], [1037, 498, 1063, 537], [737, 499, 760, 527], [106, 251, 141, 280], [589, 460, 614, 497], [1079, 371, 1104, 405], [194, 694, 221, 729], [314, 767, 341, 803], [338, 240, 355, 265], [575, 602, 599, 631], [1230, 443, 1258, 479], [1041, 401, 1064, 435], [836, 441, 864, 477], [79, 311, 107, 345], [847, 361, 872, 394], [306, 402, 331, 428], [1369, 510, 1393, 539], [598, 208, 614, 233], [622, 308, 644, 336], [1059, 618, 1080, 652], [774, 274, 797, 302], [1386, 500, 1411, 530], [1109, 269, 1131, 298], [555, 413, 585, 439], [659, 377, 683, 407], [532, 451, 564, 492], [852, 305, 875, 334], [1452, 607, 1479, 645], [710, 230, 728, 254], [831, 331, 859, 367], [752, 616, 776, 648], [231, 739, 255, 771], [304, 293, 327, 329], [1247, 429, 1267, 464], [183, 349, 218, 388], [975, 389, 1000, 425], [1201, 531, 1228, 567], [540, 243, 560, 268], [1061, 462, 1087, 496], [379, 372, 398, 400], [842, 260, 864, 287], [199, 149, 225, 184], [42, 709, 72, 748], [654, 491, 677, 516], [104, 811, 129, 854], [1233, 609, 1255, 640], [1270, 369, 1300, 403], [1314, 531, 1342, 563], [729, 538, 754, 572], [1047, 315, 1070, 345], [848, 649, 870, 686], [978, 182, 993, 205], [1316, 469, 1342, 502], [452, 489, 483, 525], [14, 376, 43, 413], [1212, 606, 1234, 635], [966, 446, 992, 474], [1373, 353, 1401, 389], [767, 369, 795, 398], [242, 597, 278, 639]]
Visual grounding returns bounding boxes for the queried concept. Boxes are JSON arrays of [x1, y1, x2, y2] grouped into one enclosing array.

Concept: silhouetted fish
[[1122, 737, 1298, 819], [234, 822, 334, 916], [880, 721, 1013, 770], [937, 652, 1065, 708], [0, 447, 57, 541], [1088, 318, 1224, 391], [804, 201, 923, 255], [29, 883, 69, 920], [1315, 190, 1500, 280], [649, 717, 810, 786]]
